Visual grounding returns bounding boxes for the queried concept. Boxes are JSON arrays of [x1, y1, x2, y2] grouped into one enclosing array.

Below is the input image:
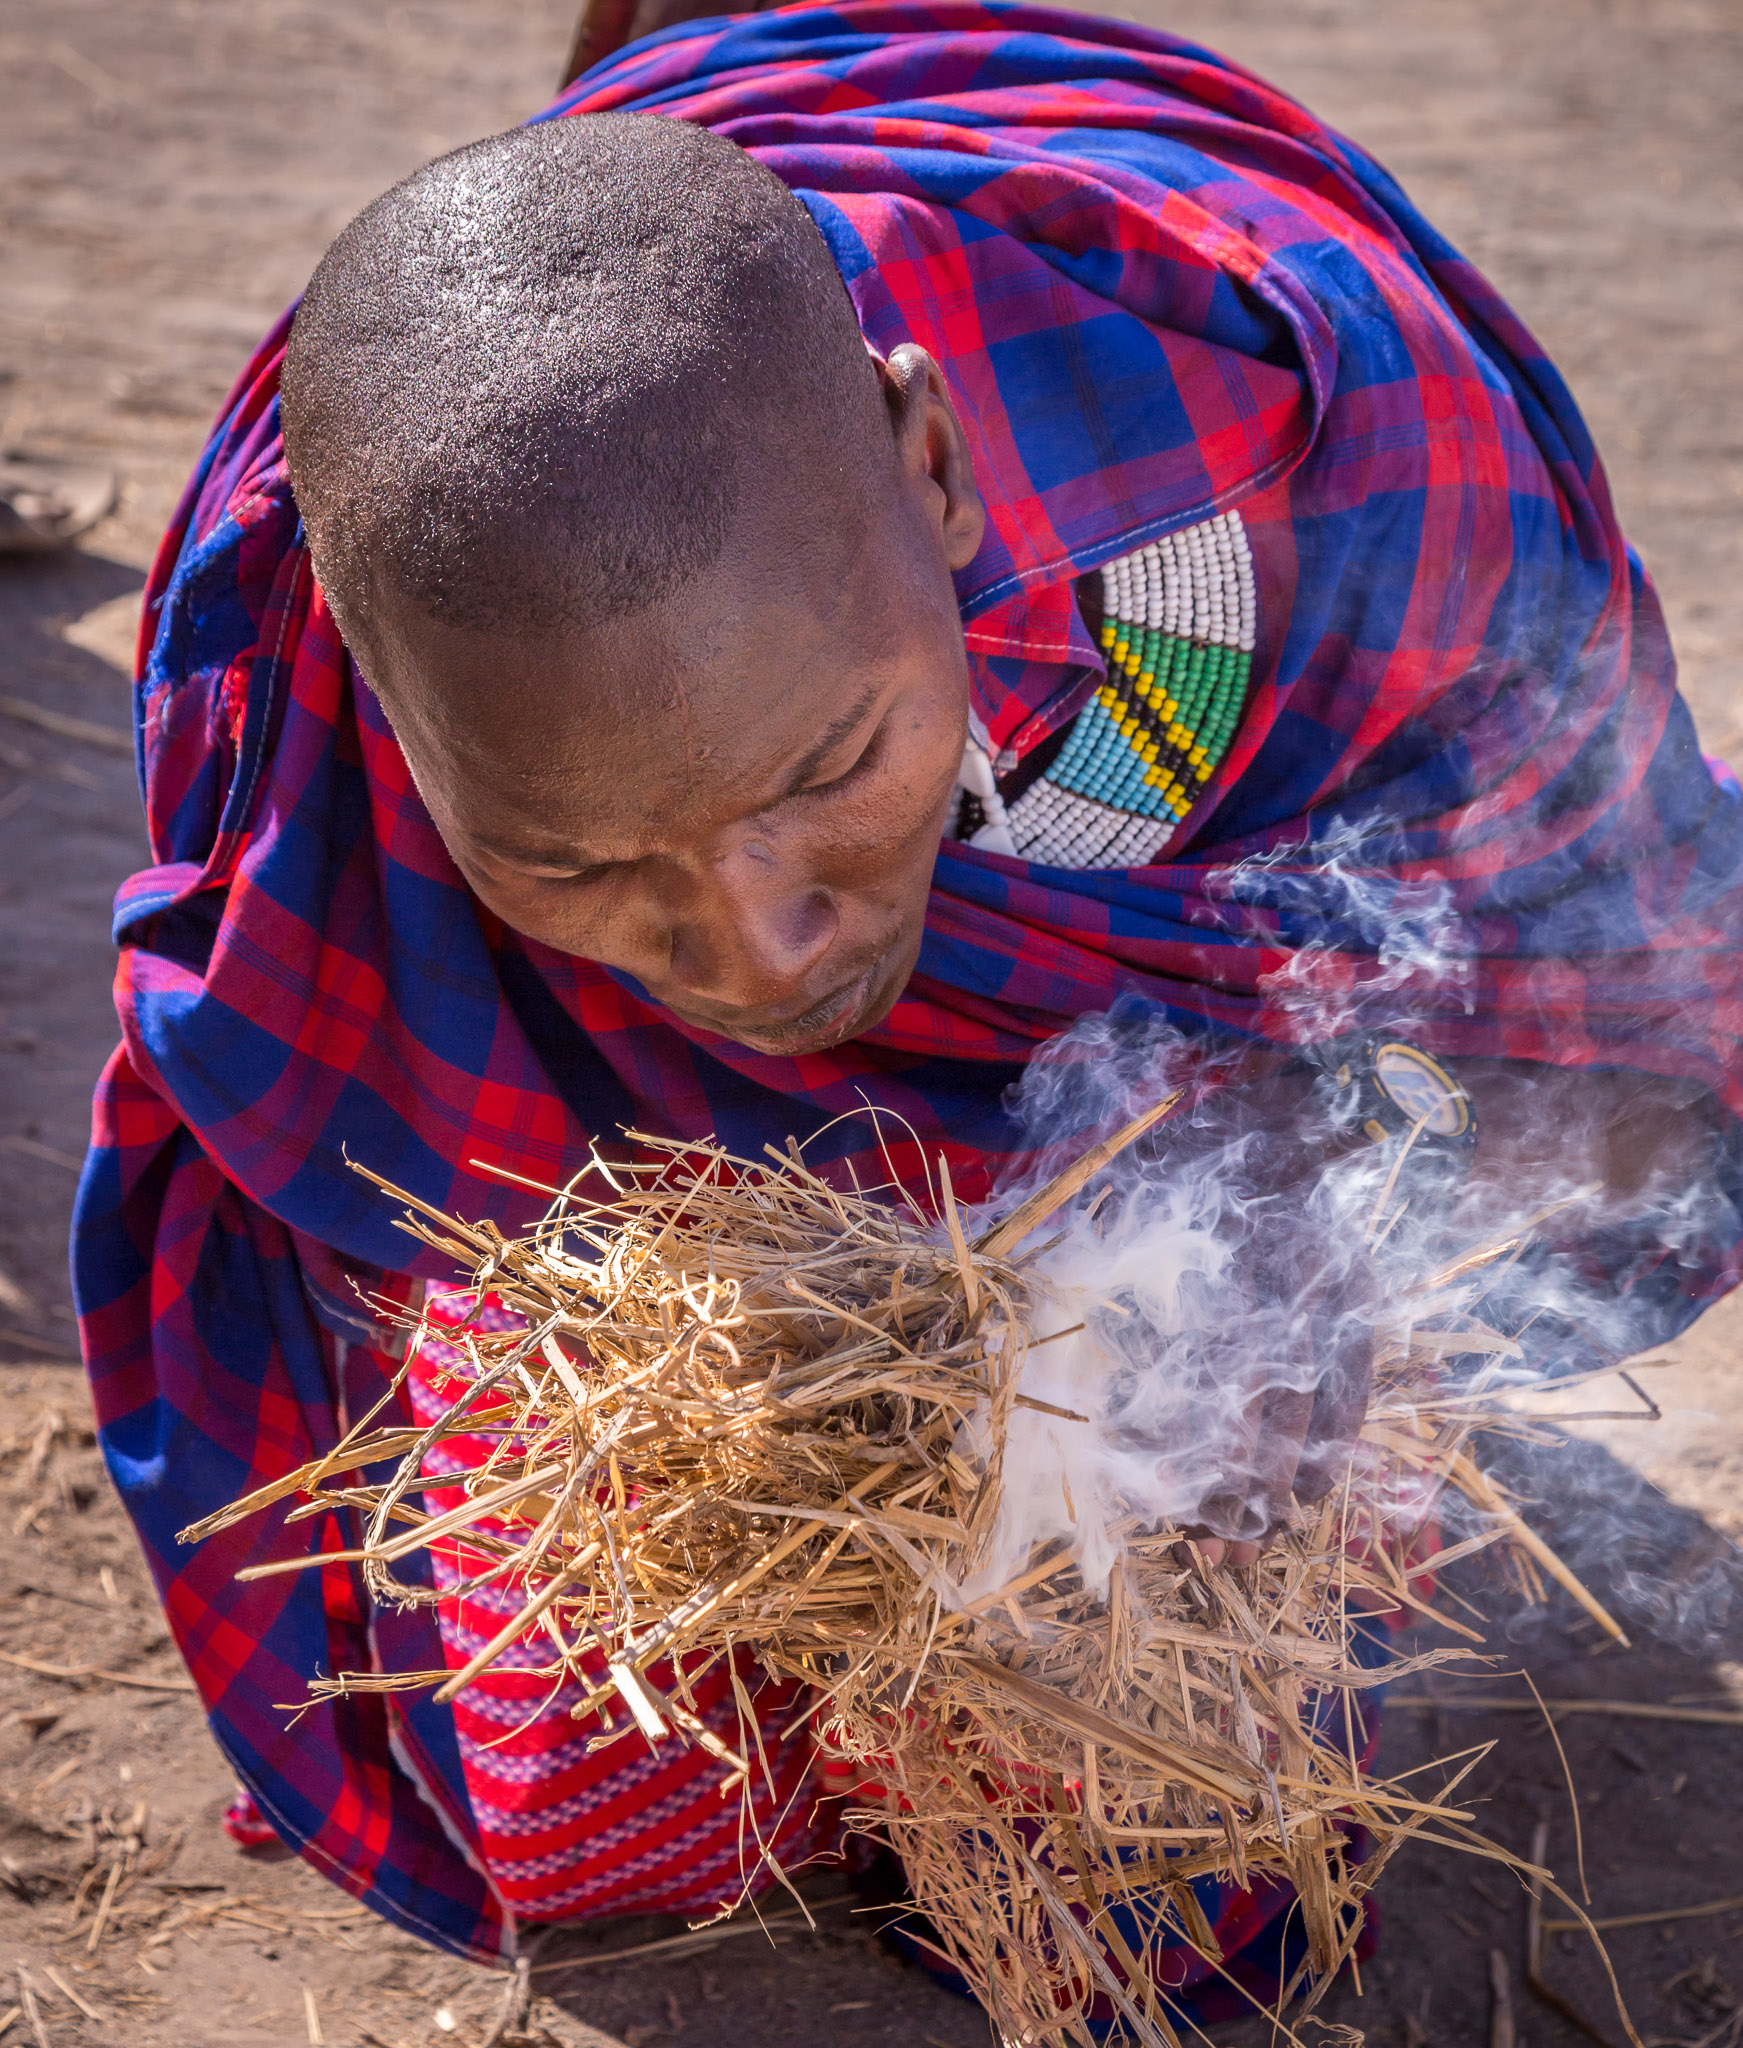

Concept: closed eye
[[526, 861, 614, 885], [796, 713, 888, 798], [474, 849, 616, 886]]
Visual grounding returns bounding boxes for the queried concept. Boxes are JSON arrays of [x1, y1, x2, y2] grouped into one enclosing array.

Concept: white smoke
[[1210, 817, 1477, 1045], [957, 1005, 1387, 1602], [959, 1172, 1236, 1601], [950, 829, 1738, 1635]]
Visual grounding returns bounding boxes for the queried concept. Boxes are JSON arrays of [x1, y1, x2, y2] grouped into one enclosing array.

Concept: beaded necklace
[[953, 509, 1256, 869]]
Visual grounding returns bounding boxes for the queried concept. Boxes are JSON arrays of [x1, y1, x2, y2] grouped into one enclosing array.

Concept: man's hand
[[1126, 1055, 1380, 1566], [1182, 1310, 1373, 1566]]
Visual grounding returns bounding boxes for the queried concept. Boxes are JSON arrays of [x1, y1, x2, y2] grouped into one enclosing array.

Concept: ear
[[878, 342, 986, 573]]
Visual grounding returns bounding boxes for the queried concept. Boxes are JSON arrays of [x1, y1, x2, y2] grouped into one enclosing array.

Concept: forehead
[[369, 542, 915, 858]]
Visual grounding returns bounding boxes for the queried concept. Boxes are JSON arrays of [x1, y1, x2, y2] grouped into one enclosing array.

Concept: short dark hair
[[281, 115, 883, 644]]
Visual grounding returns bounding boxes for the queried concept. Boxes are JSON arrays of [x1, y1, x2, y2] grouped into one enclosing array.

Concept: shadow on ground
[[510, 1430, 1743, 2048]]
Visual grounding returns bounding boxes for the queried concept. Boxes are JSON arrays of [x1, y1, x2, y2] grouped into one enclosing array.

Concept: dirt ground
[[2, 0, 1741, 2043]]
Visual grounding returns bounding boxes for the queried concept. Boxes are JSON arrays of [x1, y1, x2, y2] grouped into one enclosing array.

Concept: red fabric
[[77, 0, 1742, 1964], [407, 1290, 827, 1919], [222, 1783, 282, 1850]]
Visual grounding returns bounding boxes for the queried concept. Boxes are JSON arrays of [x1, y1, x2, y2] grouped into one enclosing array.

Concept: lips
[[710, 964, 881, 1056]]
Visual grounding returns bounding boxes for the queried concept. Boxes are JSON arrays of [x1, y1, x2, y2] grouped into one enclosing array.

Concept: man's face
[[359, 348, 985, 1058]]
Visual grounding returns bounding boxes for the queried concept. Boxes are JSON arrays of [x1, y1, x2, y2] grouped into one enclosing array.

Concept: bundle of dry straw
[[184, 1103, 1636, 2048]]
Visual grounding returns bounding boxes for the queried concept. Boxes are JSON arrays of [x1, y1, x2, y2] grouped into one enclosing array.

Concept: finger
[[1295, 1316, 1374, 1505], [1183, 1338, 1270, 1544], [1177, 1529, 1266, 1568], [1192, 1487, 1269, 1545], [1253, 1383, 1314, 1526], [1192, 1380, 1313, 1550]]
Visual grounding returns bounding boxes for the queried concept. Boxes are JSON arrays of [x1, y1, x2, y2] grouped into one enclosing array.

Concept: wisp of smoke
[[968, 822, 1737, 1642]]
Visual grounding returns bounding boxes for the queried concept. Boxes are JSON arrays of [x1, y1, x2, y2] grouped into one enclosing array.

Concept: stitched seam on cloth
[[385, 1710, 516, 1949]]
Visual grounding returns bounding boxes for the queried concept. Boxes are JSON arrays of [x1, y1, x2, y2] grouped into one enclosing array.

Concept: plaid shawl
[[74, 0, 1743, 1961]]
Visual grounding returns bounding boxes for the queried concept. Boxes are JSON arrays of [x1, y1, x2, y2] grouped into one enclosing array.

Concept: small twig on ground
[[15, 1969, 50, 2048], [1545, 1895, 1743, 1936], [37, 1756, 84, 1795], [0, 1136, 84, 1175], [1388, 1696, 1743, 1729], [1491, 1948, 1516, 2048], [64, 1860, 105, 1933], [0, 1649, 194, 1693], [1526, 1817, 1624, 2048], [528, 1893, 860, 1974], [37, 1971, 97, 2023], [0, 695, 132, 754], [477, 1957, 530, 2048], [86, 1855, 125, 1952]]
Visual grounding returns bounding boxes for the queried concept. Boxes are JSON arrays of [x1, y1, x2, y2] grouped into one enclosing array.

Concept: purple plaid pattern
[[74, 0, 1743, 1965]]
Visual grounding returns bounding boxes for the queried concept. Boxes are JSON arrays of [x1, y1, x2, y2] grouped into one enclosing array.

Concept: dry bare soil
[[2, 1, 1741, 2044]]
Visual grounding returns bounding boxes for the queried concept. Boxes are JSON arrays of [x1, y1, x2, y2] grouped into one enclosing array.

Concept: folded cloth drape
[[74, 0, 1743, 1963]]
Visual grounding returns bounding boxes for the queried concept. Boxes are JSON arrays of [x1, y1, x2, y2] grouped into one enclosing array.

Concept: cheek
[[463, 873, 562, 948], [817, 738, 960, 900], [457, 865, 622, 961]]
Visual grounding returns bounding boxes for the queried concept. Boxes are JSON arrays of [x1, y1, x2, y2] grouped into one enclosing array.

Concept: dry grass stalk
[[185, 1114, 1634, 2048]]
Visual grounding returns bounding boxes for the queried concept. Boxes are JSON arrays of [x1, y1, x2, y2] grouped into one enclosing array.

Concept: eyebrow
[[475, 682, 889, 872], [779, 681, 885, 798]]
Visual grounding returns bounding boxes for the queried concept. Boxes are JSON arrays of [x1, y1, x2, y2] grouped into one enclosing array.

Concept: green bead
[[1170, 635, 1194, 683]]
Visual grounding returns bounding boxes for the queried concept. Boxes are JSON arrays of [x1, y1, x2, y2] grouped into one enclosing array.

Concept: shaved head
[[276, 111, 988, 1058], [280, 113, 886, 649]]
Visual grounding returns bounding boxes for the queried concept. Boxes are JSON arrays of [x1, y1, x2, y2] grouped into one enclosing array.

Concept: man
[[75, 0, 1742, 2014]]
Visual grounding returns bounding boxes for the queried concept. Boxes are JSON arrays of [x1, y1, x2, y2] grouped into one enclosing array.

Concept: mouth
[[695, 964, 884, 1058]]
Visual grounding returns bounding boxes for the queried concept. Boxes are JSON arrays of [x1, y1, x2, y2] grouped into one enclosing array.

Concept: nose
[[663, 835, 840, 1017]]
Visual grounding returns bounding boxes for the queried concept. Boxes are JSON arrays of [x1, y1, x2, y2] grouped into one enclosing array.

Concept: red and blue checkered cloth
[[74, 0, 1743, 1963]]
